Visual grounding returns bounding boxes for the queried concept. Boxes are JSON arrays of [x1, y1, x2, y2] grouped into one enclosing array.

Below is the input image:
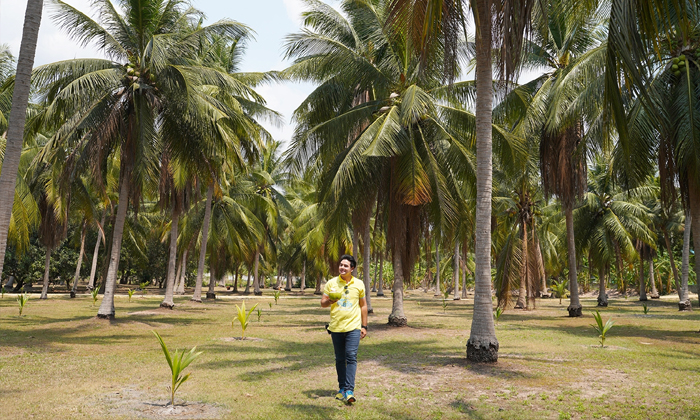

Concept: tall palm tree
[[284, 0, 516, 327], [605, 0, 700, 299], [34, 0, 254, 318], [0, 0, 44, 282], [386, 0, 538, 361], [575, 156, 656, 306]]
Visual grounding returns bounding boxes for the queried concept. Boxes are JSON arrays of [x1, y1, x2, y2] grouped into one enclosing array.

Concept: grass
[[1, 290, 700, 419]]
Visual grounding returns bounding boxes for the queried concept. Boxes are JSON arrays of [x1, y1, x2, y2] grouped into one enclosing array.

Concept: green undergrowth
[[1, 291, 700, 419]]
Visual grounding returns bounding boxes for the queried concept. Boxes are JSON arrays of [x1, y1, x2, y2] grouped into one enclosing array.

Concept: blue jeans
[[331, 329, 361, 392]]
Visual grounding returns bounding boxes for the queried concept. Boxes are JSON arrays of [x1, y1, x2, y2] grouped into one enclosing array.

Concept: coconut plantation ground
[[2, 290, 700, 420]]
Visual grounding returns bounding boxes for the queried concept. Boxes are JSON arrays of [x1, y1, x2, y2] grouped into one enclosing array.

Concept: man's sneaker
[[335, 390, 345, 400], [345, 390, 356, 403]]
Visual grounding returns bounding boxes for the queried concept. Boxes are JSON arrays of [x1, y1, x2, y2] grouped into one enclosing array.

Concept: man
[[321, 254, 368, 404]]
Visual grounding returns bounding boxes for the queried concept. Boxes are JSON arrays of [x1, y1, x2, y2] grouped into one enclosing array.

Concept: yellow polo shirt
[[324, 276, 365, 332]]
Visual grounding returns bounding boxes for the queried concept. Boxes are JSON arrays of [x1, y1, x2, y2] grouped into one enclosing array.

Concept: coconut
[[329, 291, 342, 300], [674, 71, 682, 77], [673, 57, 680, 64], [672, 64, 679, 71]]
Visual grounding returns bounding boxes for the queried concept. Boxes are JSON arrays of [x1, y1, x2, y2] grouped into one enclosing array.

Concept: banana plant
[[233, 301, 258, 339], [152, 331, 202, 406]]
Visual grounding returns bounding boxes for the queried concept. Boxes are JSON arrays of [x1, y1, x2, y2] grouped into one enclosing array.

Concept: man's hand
[[360, 327, 367, 339]]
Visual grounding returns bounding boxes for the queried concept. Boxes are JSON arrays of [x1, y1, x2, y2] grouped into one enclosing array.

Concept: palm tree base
[[254, 291, 263, 296], [466, 339, 499, 363], [679, 300, 692, 311], [284, 288, 291, 292], [387, 314, 407, 327], [206, 292, 216, 299], [377, 292, 384, 297], [567, 305, 582, 317], [597, 295, 608, 307], [190, 298, 203, 303], [649, 294, 660, 299], [313, 291, 322, 295], [160, 302, 174, 309], [70, 291, 76, 298], [638, 297, 648, 302], [96, 313, 114, 320]]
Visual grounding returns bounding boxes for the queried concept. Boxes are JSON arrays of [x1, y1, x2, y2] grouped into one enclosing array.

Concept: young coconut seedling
[[494, 307, 503, 325], [592, 311, 615, 348], [140, 281, 149, 296], [257, 308, 262, 322], [273, 290, 280, 305], [1, 286, 5, 299], [233, 302, 258, 339], [91, 288, 100, 306], [642, 303, 649, 315], [442, 290, 449, 313], [551, 280, 568, 304], [127, 288, 135, 302], [152, 331, 202, 406], [17, 293, 29, 316]]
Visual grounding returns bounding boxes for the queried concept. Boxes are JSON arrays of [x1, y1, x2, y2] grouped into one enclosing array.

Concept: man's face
[[339, 259, 353, 275]]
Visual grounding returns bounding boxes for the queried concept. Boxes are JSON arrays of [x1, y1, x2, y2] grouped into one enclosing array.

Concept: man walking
[[321, 254, 368, 404]]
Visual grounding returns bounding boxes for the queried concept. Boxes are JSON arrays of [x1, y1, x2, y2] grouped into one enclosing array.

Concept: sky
[[1, 0, 541, 149], [0, 0, 322, 145]]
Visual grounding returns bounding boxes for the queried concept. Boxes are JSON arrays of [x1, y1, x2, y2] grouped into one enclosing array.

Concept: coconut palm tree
[[574, 155, 656, 306], [605, 0, 700, 300], [33, 0, 256, 318], [0, 0, 44, 283], [285, 0, 523, 327]]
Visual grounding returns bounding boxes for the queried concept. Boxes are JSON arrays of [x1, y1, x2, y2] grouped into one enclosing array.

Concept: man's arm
[[359, 297, 368, 338]]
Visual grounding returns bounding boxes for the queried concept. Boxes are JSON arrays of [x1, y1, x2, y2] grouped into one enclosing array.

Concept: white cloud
[[255, 80, 315, 149], [1, 0, 106, 66], [282, 0, 306, 25]]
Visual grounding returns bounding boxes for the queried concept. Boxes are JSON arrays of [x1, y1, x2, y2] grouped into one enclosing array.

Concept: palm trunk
[[70, 221, 88, 297], [233, 264, 239, 293], [363, 214, 373, 312], [275, 267, 283, 289], [97, 174, 130, 319], [314, 272, 323, 295], [40, 246, 52, 299], [564, 205, 582, 316], [649, 258, 659, 298], [461, 242, 468, 298], [638, 258, 648, 301], [515, 225, 528, 309], [285, 272, 292, 291], [377, 249, 385, 296], [663, 229, 680, 294], [253, 249, 261, 295], [388, 246, 407, 326], [300, 261, 306, 292], [88, 210, 107, 290], [597, 265, 608, 306], [0, 0, 43, 282], [467, 0, 499, 362], [434, 230, 441, 296], [352, 227, 360, 278], [176, 245, 189, 294], [244, 263, 252, 294], [679, 211, 692, 310], [174, 251, 184, 294], [207, 269, 216, 298], [535, 235, 548, 297], [160, 208, 179, 309], [424, 228, 432, 293], [192, 183, 213, 302], [453, 240, 460, 300]]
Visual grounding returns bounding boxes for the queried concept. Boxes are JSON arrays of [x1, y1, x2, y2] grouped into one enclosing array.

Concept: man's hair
[[339, 254, 357, 269]]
